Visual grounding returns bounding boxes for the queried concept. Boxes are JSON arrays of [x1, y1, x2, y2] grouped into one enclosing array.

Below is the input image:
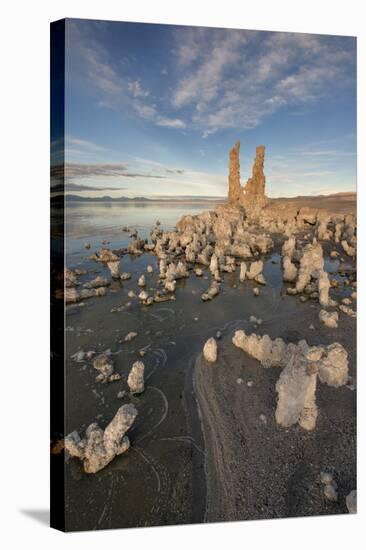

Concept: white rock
[[165, 279, 176, 292], [319, 309, 338, 328], [107, 260, 120, 279], [318, 270, 334, 307], [339, 304, 356, 318], [247, 260, 264, 280], [203, 337, 218, 363], [124, 332, 137, 342], [282, 236, 296, 259], [296, 241, 324, 293], [92, 353, 114, 381], [341, 239, 356, 257], [201, 281, 220, 301], [83, 276, 110, 289], [317, 343, 349, 387], [346, 490, 357, 513], [127, 361, 145, 394], [320, 471, 333, 485], [65, 404, 137, 473], [239, 262, 247, 283], [209, 253, 218, 275], [324, 484, 338, 501], [275, 353, 318, 431], [283, 256, 298, 282], [259, 414, 267, 424], [254, 273, 267, 285], [232, 330, 349, 429]]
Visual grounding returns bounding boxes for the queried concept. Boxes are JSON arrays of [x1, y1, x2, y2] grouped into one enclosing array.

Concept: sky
[[52, 19, 357, 198]]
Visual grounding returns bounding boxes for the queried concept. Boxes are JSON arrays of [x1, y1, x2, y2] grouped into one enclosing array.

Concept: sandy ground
[[269, 192, 356, 215], [193, 243, 356, 523]]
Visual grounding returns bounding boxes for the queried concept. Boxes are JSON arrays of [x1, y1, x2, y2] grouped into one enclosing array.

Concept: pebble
[[249, 315, 262, 325], [346, 490, 357, 513], [124, 332, 137, 342], [320, 471, 338, 502]]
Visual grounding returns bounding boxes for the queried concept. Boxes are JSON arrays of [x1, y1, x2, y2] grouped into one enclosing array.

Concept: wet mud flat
[[62, 205, 356, 530], [64, 241, 281, 529]]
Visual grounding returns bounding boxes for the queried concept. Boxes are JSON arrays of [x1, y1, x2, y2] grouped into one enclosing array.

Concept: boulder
[[239, 262, 247, 283], [127, 361, 145, 394], [319, 309, 338, 328], [203, 337, 218, 362], [83, 276, 110, 289], [65, 404, 138, 474], [247, 260, 264, 280]]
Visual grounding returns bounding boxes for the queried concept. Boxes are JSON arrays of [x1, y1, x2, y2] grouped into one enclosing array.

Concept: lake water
[[62, 202, 354, 531]]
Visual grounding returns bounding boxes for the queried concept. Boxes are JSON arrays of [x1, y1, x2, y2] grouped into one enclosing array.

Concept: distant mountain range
[[51, 194, 225, 204]]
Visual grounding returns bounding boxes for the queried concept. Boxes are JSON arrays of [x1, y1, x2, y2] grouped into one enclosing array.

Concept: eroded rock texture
[[227, 141, 267, 215], [232, 329, 349, 430], [65, 404, 138, 474], [228, 141, 241, 204], [243, 145, 267, 210], [203, 337, 218, 363]]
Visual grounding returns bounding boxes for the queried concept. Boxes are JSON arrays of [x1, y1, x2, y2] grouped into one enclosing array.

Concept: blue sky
[[54, 19, 356, 198]]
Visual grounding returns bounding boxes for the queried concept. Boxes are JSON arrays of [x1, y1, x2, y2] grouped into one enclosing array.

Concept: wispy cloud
[[171, 28, 355, 136], [67, 136, 106, 152], [67, 20, 187, 133], [156, 117, 186, 128], [127, 80, 150, 98], [52, 163, 168, 180], [300, 150, 356, 157], [67, 21, 355, 139], [51, 182, 127, 192], [166, 168, 185, 174], [65, 163, 129, 178]]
